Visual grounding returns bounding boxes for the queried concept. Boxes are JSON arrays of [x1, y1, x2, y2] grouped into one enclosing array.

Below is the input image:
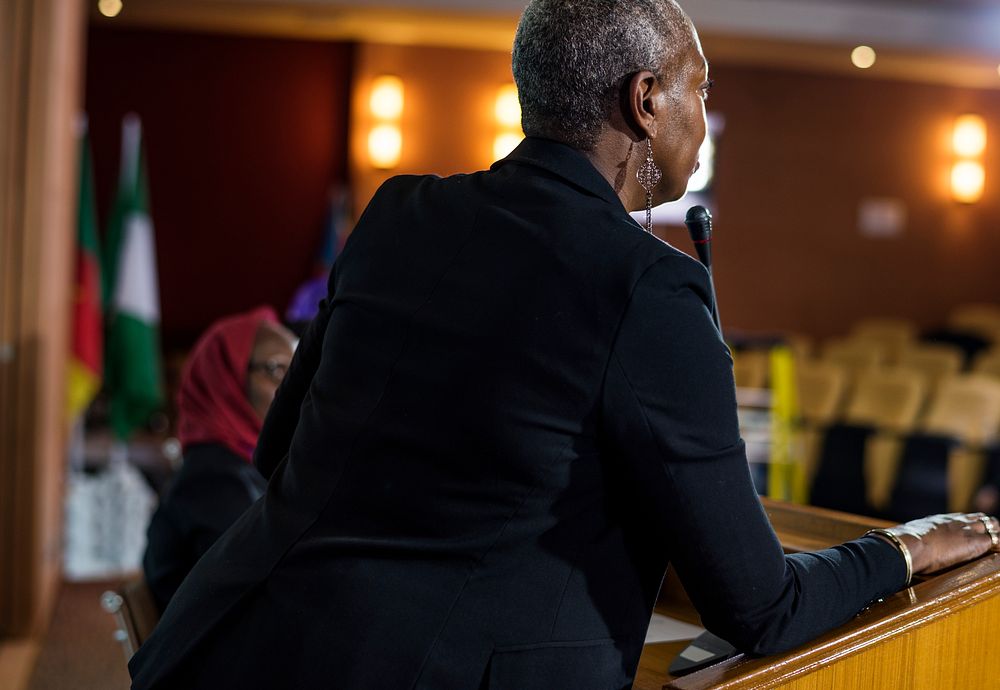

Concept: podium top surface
[[637, 499, 1000, 690]]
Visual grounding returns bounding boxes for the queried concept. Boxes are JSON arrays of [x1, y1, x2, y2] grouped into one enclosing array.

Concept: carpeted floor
[[28, 580, 132, 690]]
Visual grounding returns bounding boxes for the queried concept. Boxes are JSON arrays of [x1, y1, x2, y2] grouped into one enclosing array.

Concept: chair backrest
[[732, 349, 769, 390], [973, 349, 1000, 381], [948, 303, 1000, 342], [886, 433, 960, 521], [783, 332, 813, 363], [821, 338, 886, 382], [895, 343, 964, 393], [100, 576, 160, 660], [921, 374, 1000, 446], [809, 423, 878, 516], [850, 318, 917, 364], [843, 368, 927, 433], [796, 360, 847, 426]]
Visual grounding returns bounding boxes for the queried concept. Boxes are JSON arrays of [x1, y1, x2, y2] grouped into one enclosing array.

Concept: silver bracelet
[[866, 528, 913, 587]]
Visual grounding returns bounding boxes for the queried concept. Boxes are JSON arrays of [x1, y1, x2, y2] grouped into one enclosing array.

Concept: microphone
[[684, 205, 713, 273], [684, 205, 721, 332]]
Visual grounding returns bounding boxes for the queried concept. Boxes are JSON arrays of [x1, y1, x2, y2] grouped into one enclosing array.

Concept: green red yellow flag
[[67, 128, 103, 422]]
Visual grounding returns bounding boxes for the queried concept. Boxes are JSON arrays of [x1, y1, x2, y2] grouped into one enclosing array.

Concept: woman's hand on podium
[[886, 513, 1000, 578]]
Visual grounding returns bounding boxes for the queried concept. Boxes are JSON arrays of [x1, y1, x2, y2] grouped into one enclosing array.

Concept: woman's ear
[[622, 70, 660, 141]]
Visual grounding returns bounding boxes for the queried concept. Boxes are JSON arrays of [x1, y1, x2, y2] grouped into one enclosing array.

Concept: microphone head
[[684, 205, 713, 242]]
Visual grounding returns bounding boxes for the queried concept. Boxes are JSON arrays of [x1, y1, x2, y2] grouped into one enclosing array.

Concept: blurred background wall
[[83, 24, 1000, 346], [85, 28, 353, 348]]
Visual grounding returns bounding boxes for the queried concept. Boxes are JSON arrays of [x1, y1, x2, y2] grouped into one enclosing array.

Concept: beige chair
[[850, 318, 917, 364], [821, 338, 887, 391], [948, 303, 1000, 343], [972, 349, 1000, 381], [101, 576, 160, 660], [796, 360, 848, 426], [922, 374, 1000, 445], [783, 332, 813, 364], [732, 349, 769, 390], [865, 433, 908, 512], [794, 361, 848, 483], [894, 343, 963, 397], [920, 374, 1000, 511], [839, 369, 927, 511], [843, 368, 927, 433]]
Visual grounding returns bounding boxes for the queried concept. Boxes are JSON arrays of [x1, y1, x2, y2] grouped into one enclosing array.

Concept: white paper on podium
[[644, 612, 705, 644]]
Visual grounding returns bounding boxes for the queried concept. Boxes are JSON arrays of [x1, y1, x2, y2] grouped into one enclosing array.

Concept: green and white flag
[[103, 113, 164, 439]]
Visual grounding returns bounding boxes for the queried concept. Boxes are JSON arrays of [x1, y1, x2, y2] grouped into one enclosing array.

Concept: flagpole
[[109, 439, 128, 469]]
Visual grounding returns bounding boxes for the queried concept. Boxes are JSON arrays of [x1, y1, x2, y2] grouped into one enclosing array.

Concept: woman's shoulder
[[165, 445, 257, 497]]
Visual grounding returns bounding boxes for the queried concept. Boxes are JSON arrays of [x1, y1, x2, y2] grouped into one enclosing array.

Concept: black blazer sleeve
[[254, 279, 335, 480], [600, 252, 906, 655]]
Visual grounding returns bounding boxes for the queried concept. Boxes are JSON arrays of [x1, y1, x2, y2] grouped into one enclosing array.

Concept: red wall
[[85, 27, 353, 348]]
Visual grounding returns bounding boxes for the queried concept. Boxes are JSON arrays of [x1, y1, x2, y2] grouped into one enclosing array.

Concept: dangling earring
[[636, 138, 661, 235]]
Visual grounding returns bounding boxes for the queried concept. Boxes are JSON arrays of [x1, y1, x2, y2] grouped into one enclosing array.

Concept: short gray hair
[[512, 0, 695, 151]]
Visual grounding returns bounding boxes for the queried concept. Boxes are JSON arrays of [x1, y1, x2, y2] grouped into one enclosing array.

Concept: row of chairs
[[800, 369, 1000, 519], [733, 303, 1000, 391], [822, 338, 999, 384], [735, 337, 1000, 394], [843, 309, 1000, 362], [733, 336, 1000, 519], [941, 303, 1000, 344], [846, 306, 1000, 355]]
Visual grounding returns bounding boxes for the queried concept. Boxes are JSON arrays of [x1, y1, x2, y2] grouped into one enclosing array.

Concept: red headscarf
[[177, 306, 280, 462]]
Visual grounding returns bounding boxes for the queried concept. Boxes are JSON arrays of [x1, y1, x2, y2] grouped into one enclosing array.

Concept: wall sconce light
[[493, 83, 524, 161], [494, 84, 521, 128], [370, 75, 404, 121], [368, 75, 403, 169], [952, 161, 986, 204], [953, 114, 986, 158], [951, 114, 986, 204], [369, 125, 403, 170]]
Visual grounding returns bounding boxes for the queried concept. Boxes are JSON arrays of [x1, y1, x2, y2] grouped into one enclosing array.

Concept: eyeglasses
[[248, 358, 289, 384]]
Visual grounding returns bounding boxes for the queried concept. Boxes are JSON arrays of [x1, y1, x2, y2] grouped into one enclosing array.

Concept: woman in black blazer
[[130, 1, 998, 688]]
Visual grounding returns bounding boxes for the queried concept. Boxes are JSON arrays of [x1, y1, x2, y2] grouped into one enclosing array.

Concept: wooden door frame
[[0, 0, 86, 639]]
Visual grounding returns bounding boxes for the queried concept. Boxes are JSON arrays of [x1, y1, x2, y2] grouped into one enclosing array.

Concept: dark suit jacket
[[142, 443, 267, 613], [130, 138, 903, 690]]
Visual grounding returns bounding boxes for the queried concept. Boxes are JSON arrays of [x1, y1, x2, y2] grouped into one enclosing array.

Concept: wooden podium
[[635, 499, 1000, 690]]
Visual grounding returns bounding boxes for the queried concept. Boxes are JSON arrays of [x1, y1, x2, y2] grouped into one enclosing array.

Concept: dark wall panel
[[703, 62, 1000, 339]]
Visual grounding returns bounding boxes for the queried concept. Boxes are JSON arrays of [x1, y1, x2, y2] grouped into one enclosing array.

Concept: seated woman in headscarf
[[142, 306, 297, 613]]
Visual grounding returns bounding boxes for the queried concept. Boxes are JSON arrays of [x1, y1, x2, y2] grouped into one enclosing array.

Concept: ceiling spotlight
[[851, 46, 876, 70], [98, 0, 123, 17]]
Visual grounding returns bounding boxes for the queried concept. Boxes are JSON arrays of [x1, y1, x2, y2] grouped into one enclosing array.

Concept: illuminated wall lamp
[[368, 75, 404, 169], [369, 124, 402, 170], [953, 114, 986, 158], [951, 161, 985, 204], [951, 114, 987, 204], [493, 83, 524, 160], [370, 75, 404, 121]]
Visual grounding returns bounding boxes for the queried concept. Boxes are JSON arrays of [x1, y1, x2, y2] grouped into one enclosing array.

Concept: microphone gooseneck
[[684, 205, 721, 333]]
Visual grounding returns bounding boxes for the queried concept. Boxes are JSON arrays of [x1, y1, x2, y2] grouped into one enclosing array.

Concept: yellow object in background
[[768, 346, 806, 503]]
